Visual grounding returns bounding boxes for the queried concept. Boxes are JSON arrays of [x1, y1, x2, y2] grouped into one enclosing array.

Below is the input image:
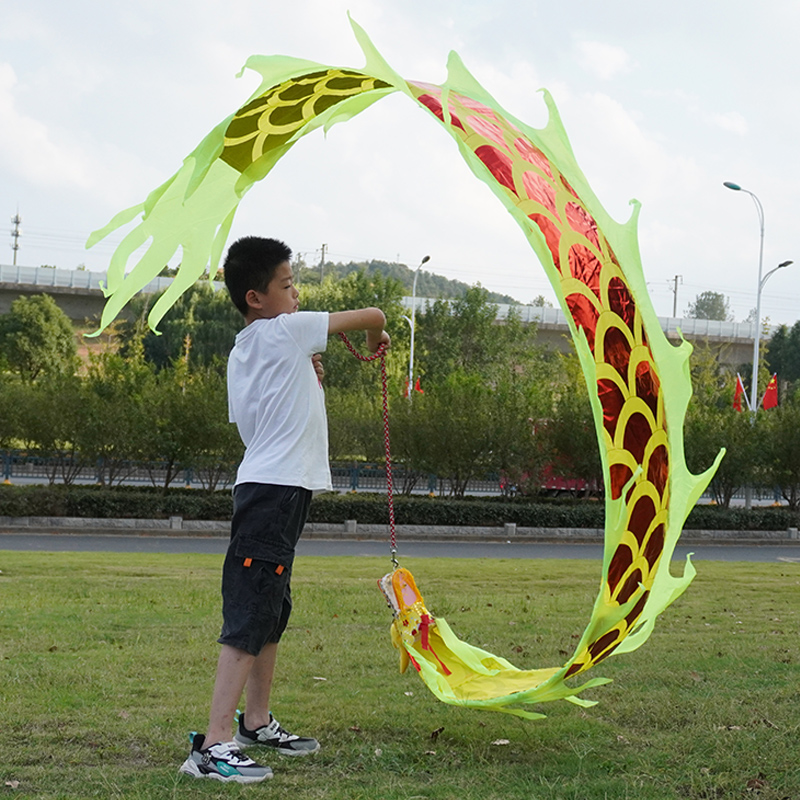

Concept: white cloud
[[710, 111, 748, 135], [0, 63, 91, 188], [0, 6, 50, 43], [2, 0, 796, 319], [575, 40, 632, 81], [449, 56, 549, 127], [0, 61, 168, 225]]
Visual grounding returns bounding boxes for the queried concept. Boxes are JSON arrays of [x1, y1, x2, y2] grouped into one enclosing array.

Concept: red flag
[[733, 374, 745, 412], [403, 378, 410, 398], [762, 373, 778, 410], [414, 377, 424, 394]]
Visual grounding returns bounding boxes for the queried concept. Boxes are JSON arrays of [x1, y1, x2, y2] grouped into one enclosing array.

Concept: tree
[[767, 320, 800, 386], [300, 270, 408, 394], [681, 344, 764, 506], [389, 286, 556, 494], [689, 342, 736, 410], [683, 404, 764, 507], [414, 287, 498, 384], [326, 387, 383, 463], [761, 390, 800, 510], [389, 398, 435, 494], [80, 348, 242, 490], [486, 368, 552, 494], [119, 283, 242, 371], [391, 371, 497, 497], [80, 351, 156, 485], [539, 354, 603, 496], [389, 359, 555, 497], [414, 286, 542, 387], [0, 376, 27, 450], [297, 257, 519, 304], [15, 374, 89, 484], [0, 294, 78, 381], [685, 291, 732, 321], [176, 366, 243, 491], [136, 357, 201, 490]]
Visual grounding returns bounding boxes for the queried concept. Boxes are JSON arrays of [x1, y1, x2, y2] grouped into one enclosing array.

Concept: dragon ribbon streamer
[[87, 16, 721, 718]]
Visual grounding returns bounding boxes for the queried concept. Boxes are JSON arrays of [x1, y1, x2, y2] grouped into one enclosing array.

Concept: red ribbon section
[[419, 614, 452, 676]]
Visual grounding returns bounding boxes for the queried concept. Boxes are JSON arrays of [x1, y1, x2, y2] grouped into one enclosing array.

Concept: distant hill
[[297, 258, 521, 305]]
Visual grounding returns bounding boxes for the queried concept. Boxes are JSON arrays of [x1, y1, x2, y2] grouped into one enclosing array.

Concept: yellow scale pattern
[[220, 69, 390, 173], [404, 82, 671, 677], [215, 65, 672, 682]]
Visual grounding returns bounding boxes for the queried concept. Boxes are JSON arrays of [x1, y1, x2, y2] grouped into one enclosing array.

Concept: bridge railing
[[2, 450, 771, 504], [0, 264, 107, 290], [402, 296, 770, 341], [0, 264, 224, 296], [1, 450, 506, 496], [0, 267, 774, 342]]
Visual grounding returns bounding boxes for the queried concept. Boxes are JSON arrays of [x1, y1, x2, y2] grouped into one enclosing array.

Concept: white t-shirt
[[227, 311, 332, 491]]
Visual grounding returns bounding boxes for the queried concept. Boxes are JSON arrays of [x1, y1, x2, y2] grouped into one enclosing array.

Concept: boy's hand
[[312, 353, 324, 382], [328, 308, 389, 353], [367, 329, 391, 354]]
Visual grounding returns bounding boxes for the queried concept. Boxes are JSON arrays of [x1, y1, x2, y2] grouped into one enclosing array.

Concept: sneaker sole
[[179, 758, 272, 783]]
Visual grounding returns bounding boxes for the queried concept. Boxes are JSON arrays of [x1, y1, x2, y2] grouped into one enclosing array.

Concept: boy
[[180, 236, 390, 783]]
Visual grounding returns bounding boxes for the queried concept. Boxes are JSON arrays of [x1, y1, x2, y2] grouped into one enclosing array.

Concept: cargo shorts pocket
[[231, 484, 304, 568]]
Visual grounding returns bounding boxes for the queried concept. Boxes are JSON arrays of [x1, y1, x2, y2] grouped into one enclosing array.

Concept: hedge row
[[0, 485, 233, 521], [312, 494, 800, 530], [1, 485, 798, 531]]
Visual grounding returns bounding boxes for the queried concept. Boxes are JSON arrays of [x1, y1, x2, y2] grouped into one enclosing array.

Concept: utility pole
[[11, 211, 21, 266], [319, 243, 327, 283], [670, 274, 682, 317]]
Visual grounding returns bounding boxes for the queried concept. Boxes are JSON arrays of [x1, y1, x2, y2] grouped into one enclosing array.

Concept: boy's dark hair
[[223, 236, 293, 316]]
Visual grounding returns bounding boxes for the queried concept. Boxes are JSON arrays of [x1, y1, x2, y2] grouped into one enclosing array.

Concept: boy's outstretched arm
[[328, 307, 390, 353]]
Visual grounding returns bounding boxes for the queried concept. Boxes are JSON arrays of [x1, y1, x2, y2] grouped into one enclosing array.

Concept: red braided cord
[[337, 332, 397, 562]]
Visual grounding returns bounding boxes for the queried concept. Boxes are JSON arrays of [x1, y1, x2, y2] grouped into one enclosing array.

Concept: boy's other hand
[[312, 354, 324, 382], [367, 329, 391, 354]]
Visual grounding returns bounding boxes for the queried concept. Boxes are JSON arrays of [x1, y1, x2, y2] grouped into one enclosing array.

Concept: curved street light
[[723, 181, 766, 414], [723, 183, 794, 406], [723, 182, 794, 509]]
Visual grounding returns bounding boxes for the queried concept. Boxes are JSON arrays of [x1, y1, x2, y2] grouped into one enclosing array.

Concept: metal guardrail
[[0, 264, 224, 296], [0, 266, 770, 341], [3, 451, 788, 504], [401, 296, 772, 340], [1, 452, 504, 496], [3, 452, 783, 502]]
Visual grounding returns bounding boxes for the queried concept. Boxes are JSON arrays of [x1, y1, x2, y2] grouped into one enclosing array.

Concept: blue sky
[[2, 0, 798, 323]]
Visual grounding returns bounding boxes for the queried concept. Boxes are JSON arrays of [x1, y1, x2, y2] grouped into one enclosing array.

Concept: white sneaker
[[234, 712, 321, 756], [179, 734, 273, 783]]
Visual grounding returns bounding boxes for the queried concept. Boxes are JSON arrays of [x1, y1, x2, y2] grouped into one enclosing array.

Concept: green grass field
[[0, 550, 797, 799]]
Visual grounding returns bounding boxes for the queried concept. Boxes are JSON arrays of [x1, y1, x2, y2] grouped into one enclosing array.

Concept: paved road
[[1, 533, 798, 563]]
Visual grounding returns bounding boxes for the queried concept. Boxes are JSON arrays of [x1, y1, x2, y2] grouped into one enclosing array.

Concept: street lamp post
[[723, 182, 793, 411], [406, 254, 430, 400], [723, 182, 766, 414], [723, 181, 793, 508]]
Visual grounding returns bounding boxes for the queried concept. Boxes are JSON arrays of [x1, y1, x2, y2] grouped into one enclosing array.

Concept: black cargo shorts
[[217, 483, 312, 655]]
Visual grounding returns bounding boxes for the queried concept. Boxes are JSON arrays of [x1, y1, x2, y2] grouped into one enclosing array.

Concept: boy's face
[[246, 261, 299, 320]]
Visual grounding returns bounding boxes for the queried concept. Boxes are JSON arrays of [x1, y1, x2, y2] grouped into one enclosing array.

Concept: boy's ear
[[244, 288, 264, 311]]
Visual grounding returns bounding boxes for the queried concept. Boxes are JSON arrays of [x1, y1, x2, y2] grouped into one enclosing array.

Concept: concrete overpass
[[0, 264, 762, 366], [0, 263, 225, 323], [403, 297, 765, 367]]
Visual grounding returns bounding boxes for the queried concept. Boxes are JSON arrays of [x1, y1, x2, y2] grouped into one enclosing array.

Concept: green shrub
[[684, 504, 800, 531], [0, 484, 235, 521], [1, 484, 799, 530]]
